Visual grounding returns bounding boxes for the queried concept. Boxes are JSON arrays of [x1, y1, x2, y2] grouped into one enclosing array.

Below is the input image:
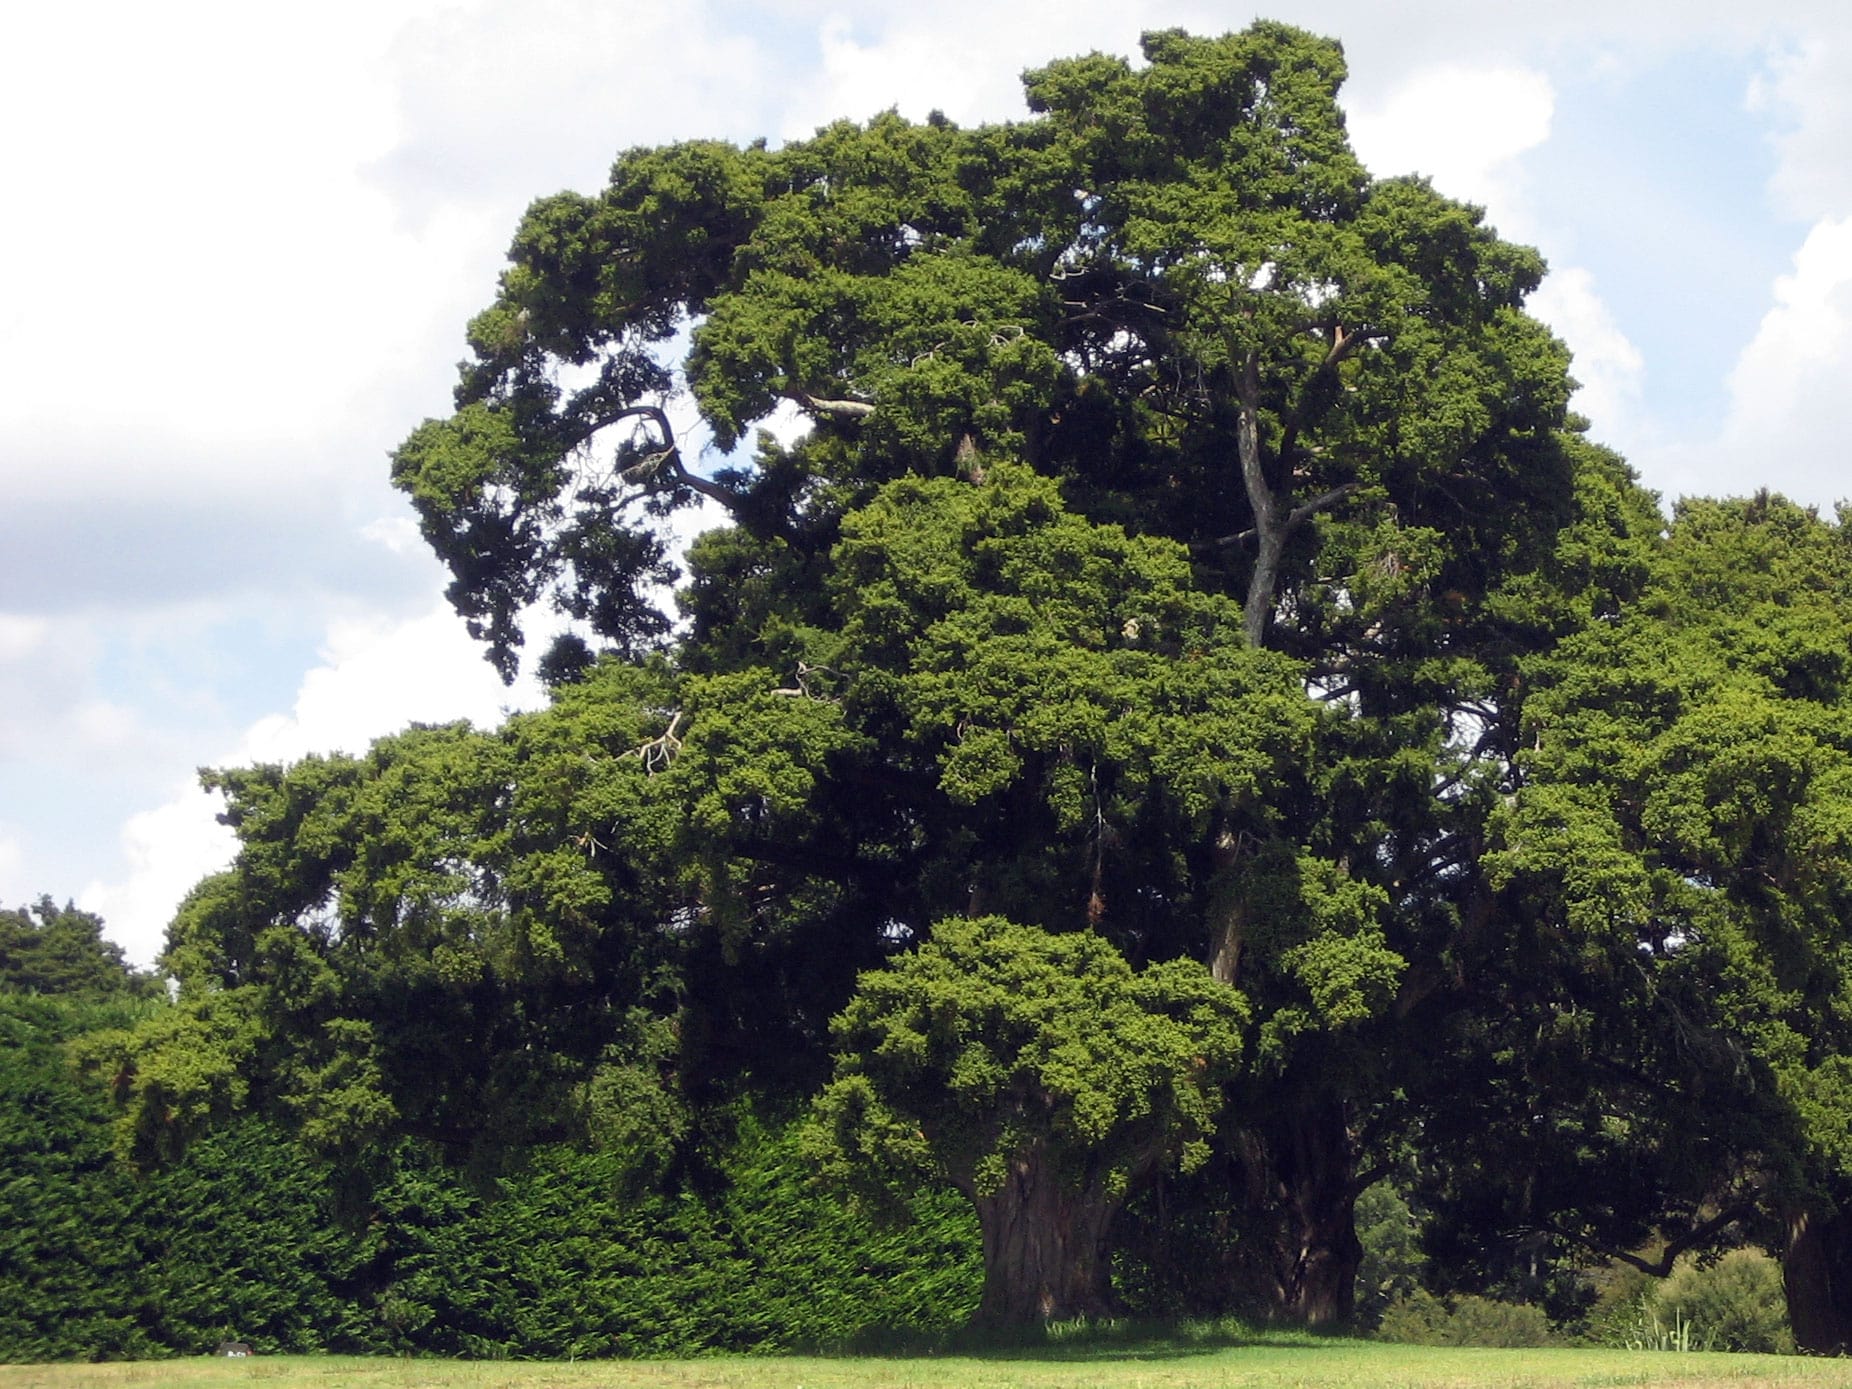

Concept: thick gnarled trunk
[[1233, 1098, 1365, 1327], [1785, 1207, 1852, 1354], [969, 1144, 1123, 1325]]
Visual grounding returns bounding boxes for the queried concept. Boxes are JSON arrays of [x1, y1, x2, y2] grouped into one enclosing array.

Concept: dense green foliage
[[39, 16, 1852, 1355], [1417, 494, 1852, 1345], [809, 917, 1245, 1322], [1377, 1291, 1554, 1348], [1653, 1251, 1794, 1356], [1591, 1250, 1795, 1356], [1, 920, 977, 1362]]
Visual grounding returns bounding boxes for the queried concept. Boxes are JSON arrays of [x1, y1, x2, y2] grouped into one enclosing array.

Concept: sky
[[6, 0, 1852, 968]]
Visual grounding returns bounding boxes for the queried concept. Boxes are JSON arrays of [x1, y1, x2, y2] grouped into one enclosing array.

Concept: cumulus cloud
[[1652, 215, 1852, 511], [1728, 219, 1852, 422], [1527, 267, 1648, 450], [0, 2, 453, 502], [373, 0, 775, 221], [791, 11, 1034, 137], [1343, 60, 1660, 469], [777, 0, 1232, 140], [240, 604, 544, 766], [1750, 35, 1852, 223], [1345, 63, 1555, 237], [79, 792, 238, 969]]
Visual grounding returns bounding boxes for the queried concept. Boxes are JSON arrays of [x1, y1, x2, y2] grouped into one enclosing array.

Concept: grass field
[[2, 1342, 1847, 1389]]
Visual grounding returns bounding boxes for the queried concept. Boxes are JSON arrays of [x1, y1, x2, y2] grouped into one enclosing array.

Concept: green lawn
[[1, 1343, 1846, 1389]]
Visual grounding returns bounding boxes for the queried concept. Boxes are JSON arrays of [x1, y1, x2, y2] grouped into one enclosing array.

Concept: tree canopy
[[0, 898, 158, 1001], [83, 20, 1852, 1346]]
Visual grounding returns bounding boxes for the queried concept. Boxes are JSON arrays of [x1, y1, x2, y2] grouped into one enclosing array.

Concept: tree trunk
[[1785, 1206, 1852, 1354], [1207, 826, 1249, 987], [1233, 1097, 1364, 1327], [1237, 397, 1286, 650], [970, 1143, 1122, 1325]]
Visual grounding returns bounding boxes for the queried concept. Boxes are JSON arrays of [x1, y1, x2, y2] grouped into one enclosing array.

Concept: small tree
[[808, 916, 1246, 1326]]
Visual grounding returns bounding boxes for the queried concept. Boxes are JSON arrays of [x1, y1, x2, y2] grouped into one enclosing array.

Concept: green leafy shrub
[[0, 1002, 976, 1366], [0, 996, 156, 1361], [1378, 1289, 1553, 1347], [1652, 1250, 1792, 1354], [1585, 1249, 1792, 1355], [0, 997, 370, 1361], [132, 1120, 378, 1355], [369, 1116, 978, 1358]]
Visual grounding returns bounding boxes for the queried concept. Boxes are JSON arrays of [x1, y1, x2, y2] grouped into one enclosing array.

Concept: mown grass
[[2, 1327, 1846, 1389]]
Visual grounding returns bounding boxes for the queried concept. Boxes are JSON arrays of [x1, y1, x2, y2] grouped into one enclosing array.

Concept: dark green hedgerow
[[0, 997, 977, 1363]]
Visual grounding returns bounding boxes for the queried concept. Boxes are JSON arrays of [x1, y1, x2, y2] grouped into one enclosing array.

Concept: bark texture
[[1235, 1097, 1365, 1327], [970, 1144, 1123, 1325], [1785, 1206, 1852, 1355]]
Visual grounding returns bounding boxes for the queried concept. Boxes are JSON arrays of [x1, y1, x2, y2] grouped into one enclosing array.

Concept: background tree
[[1452, 492, 1852, 1349], [0, 898, 159, 1000]]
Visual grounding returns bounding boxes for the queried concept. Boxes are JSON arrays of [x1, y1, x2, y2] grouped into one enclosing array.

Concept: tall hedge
[[0, 996, 977, 1362]]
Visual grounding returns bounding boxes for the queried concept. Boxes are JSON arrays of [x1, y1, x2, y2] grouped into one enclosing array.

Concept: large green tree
[[106, 22, 1667, 1330], [382, 21, 1616, 1326]]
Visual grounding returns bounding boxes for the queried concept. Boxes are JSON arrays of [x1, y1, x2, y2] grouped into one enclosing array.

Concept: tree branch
[[789, 389, 876, 420], [1238, 351, 1283, 649], [582, 402, 762, 522], [1286, 483, 1359, 531], [1532, 1203, 1758, 1279], [1197, 526, 1257, 551]]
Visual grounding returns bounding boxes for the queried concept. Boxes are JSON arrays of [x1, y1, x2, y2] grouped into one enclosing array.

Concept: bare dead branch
[[624, 711, 685, 774]]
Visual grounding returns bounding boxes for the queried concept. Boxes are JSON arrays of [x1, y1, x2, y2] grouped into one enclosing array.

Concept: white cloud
[[79, 790, 237, 970], [374, 0, 774, 218], [241, 603, 544, 766], [360, 514, 428, 558], [780, 0, 1174, 141], [1346, 64, 1555, 236], [793, 12, 1026, 137], [0, 2, 451, 507], [1728, 217, 1852, 420], [0, 616, 48, 664], [1750, 35, 1852, 223], [1527, 267, 1647, 448], [1644, 215, 1852, 510]]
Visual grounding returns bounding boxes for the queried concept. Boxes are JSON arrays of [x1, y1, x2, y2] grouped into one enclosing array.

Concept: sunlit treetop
[[392, 21, 1573, 679]]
